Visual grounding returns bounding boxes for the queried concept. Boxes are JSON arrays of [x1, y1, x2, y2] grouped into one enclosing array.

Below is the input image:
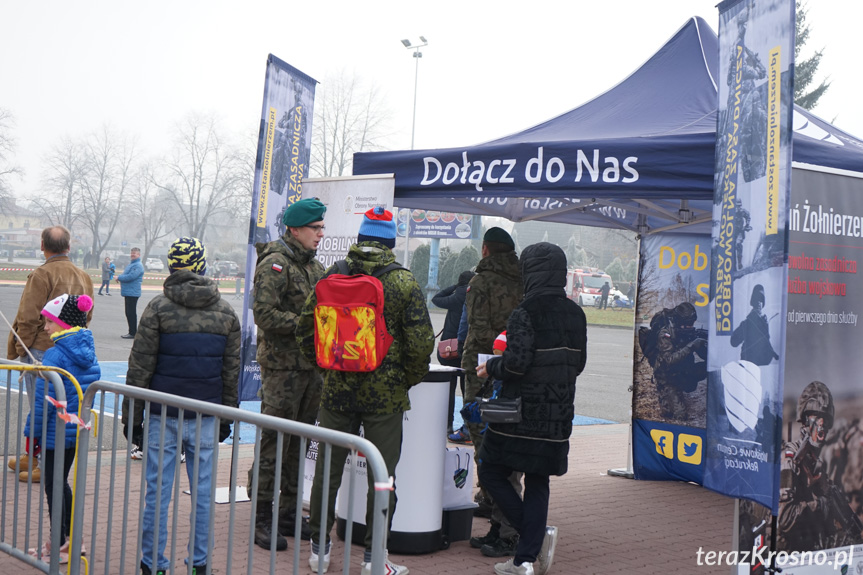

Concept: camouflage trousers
[[464, 371, 520, 539], [248, 367, 322, 517], [657, 381, 687, 420]]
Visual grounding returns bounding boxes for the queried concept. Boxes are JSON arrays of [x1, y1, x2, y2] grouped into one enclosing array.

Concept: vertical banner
[[704, 0, 794, 512], [631, 233, 710, 484], [239, 55, 317, 402]]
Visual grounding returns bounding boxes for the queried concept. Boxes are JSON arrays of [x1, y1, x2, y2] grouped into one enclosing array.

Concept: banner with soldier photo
[[735, 168, 863, 574], [631, 232, 710, 484], [703, 0, 794, 513], [239, 55, 317, 402]]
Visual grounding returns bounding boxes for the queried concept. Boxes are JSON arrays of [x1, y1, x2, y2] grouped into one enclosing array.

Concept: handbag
[[479, 396, 522, 424], [438, 338, 460, 359]]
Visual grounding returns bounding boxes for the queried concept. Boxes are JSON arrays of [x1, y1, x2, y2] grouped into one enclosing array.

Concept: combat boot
[[279, 511, 312, 540], [254, 510, 287, 551]]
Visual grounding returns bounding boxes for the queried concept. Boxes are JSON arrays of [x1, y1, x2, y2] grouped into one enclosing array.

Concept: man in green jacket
[[297, 206, 434, 575], [249, 198, 327, 551], [462, 227, 524, 557]]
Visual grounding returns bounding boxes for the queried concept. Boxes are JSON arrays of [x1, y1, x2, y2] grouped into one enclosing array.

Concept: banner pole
[[608, 413, 634, 479]]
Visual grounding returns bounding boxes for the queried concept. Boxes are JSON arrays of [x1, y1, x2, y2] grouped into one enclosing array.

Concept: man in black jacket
[[433, 270, 474, 435]]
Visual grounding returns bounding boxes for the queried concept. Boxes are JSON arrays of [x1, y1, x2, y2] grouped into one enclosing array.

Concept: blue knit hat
[[357, 206, 396, 248]]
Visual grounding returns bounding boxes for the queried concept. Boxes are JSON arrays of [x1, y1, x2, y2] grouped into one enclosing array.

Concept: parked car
[[214, 260, 239, 276], [145, 257, 164, 272]]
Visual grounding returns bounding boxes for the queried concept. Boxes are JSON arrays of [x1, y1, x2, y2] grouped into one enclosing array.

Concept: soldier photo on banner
[[633, 233, 710, 428]]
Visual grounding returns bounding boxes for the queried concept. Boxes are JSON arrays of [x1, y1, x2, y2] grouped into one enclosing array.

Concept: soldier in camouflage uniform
[[652, 302, 706, 420], [462, 227, 525, 557], [297, 207, 434, 575], [248, 198, 327, 551], [122, 237, 240, 575]]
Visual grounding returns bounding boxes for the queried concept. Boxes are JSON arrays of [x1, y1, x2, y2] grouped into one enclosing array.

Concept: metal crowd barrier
[[0, 359, 392, 575]]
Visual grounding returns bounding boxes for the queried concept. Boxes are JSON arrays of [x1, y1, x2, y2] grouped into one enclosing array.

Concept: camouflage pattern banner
[[704, 0, 794, 513], [631, 232, 710, 484], [239, 55, 317, 402]]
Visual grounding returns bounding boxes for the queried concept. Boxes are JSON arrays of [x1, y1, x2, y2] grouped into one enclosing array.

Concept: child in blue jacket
[[24, 293, 100, 562]]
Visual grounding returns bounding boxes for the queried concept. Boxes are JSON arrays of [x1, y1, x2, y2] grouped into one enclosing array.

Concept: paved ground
[[0, 423, 733, 575]]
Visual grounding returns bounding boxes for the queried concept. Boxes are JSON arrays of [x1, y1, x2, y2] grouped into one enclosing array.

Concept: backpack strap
[[371, 262, 405, 279]]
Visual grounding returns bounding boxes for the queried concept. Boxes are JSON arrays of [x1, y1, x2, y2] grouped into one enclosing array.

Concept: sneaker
[[140, 561, 167, 575], [106, 293, 112, 296], [360, 554, 409, 575], [180, 450, 186, 464], [191, 563, 207, 575], [279, 513, 312, 540], [494, 558, 534, 575], [447, 425, 472, 445], [536, 526, 558, 575], [130, 445, 144, 460], [121, 333, 135, 339], [470, 522, 501, 549], [481, 535, 518, 557], [309, 540, 331, 573]]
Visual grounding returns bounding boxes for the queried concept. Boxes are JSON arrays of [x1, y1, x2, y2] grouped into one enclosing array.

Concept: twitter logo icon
[[678, 434, 703, 465]]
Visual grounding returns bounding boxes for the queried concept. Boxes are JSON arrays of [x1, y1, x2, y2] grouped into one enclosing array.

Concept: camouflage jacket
[[254, 234, 324, 371], [462, 251, 523, 374], [297, 242, 434, 414], [123, 270, 241, 426]]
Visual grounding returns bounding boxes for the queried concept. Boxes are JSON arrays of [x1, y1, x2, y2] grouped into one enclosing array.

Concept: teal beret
[[483, 226, 514, 250], [282, 198, 327, 227]]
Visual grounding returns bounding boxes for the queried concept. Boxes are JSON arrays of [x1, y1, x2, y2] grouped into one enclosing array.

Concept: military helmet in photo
[[797, 380, 834, 430], [672, 302, 697, 327]]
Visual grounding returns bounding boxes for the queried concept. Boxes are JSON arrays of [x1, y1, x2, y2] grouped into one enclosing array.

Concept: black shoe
[[191, 564, 207, 575], [255, 519, 288, 551], [98, 292, 103, 296], [106, 293, 112, 296], [470, 522, 501, 549], [140, 561, 167, 575], [481, 535, 519, 557], [279, 513, 312, 540], [121, 334, 135, 339]]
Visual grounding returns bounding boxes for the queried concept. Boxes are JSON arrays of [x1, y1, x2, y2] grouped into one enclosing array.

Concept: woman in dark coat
[[477, 242, 587, 575], [433, 270, 475, 434]]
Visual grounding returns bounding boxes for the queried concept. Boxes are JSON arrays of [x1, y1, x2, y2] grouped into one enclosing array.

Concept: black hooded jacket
[[482, 242, 587, 476]]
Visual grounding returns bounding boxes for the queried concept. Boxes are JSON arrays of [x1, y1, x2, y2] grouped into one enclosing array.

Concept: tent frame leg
[[607, 421, 634, 479]]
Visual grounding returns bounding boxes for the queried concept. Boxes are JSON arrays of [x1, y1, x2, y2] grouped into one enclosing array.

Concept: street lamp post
[[401, 36, 428, 151]]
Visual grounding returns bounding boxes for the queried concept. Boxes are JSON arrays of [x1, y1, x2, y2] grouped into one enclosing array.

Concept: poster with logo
[[632, 232, 710, 483], [703, 0, 794, 513], [405, 210, 473, 239], [239, 55, 317, 402]]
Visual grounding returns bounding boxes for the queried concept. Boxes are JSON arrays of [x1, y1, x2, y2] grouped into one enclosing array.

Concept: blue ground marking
[[83, 362, 615, 443]]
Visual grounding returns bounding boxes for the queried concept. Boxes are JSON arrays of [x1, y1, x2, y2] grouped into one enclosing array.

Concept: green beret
[[483, 226, 514, 250], [282, 198, 327, 227]]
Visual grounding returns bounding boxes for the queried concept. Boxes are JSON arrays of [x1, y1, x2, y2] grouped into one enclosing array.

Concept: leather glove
[[219, 422, 232, 443]]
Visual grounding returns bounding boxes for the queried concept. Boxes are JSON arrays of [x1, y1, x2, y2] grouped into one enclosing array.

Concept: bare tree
[[128, 163, 174, 261], [35, 136, 88, 229], [78, 125, 137, 261], [311, 72, 391, 177], [154, 113, 245, 241], [0, 108, 22, 212]]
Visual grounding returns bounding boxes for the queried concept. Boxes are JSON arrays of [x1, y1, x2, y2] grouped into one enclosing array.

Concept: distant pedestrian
[[116, 247, 144, 339], [98, 257, 115, 296], [599, 281, 611, 310]]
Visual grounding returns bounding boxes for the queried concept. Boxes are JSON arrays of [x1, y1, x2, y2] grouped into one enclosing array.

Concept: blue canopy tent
[[353, 16, 863, 234]]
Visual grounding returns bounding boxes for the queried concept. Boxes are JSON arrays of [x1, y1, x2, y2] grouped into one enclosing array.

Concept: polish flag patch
[[271, 263, 283, 273]]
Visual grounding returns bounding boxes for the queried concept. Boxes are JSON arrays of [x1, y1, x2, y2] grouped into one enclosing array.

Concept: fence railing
[[0, 359, 392, 575]]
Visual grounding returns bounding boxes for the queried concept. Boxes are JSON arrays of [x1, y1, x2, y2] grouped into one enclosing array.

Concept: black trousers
[[478, 460, 550, 566], [124, 296, 139, 335], [43, 446, 77, 544]]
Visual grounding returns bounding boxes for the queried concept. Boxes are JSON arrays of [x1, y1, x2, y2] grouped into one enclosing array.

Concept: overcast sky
[[2, 0, 859, 198]]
